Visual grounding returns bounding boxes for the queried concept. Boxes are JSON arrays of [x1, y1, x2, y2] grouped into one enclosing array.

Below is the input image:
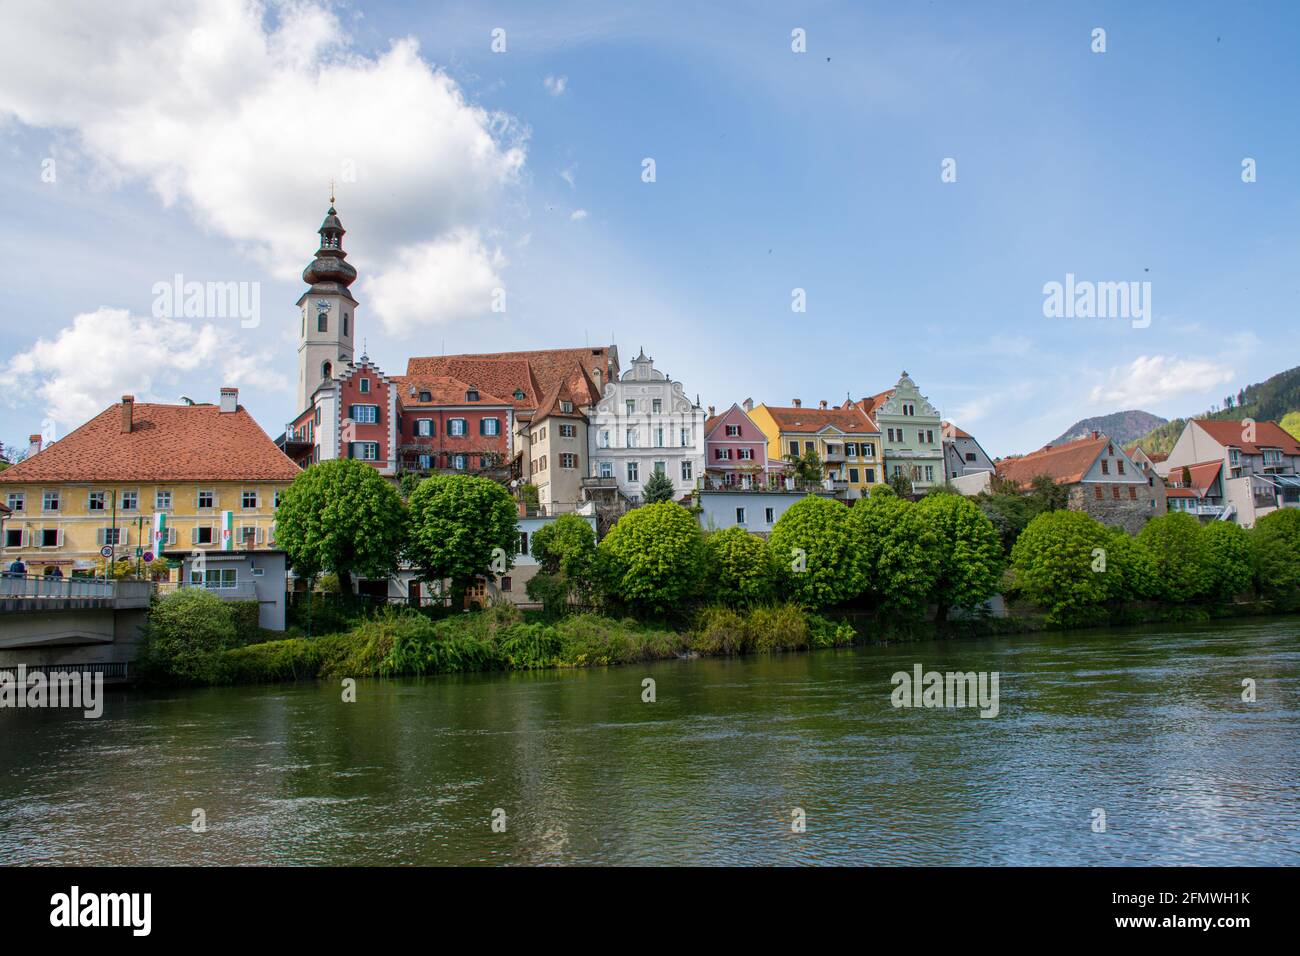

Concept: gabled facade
[[941, 421, 995, 479], [702, 400, 772, 489], [392, 376, 512, 477], [0, 390, 298, 576], [749, 400, 881, 499], [854, 372, 944, 492], [587, 349, 706, 502], [996, 431, 1155, 534]]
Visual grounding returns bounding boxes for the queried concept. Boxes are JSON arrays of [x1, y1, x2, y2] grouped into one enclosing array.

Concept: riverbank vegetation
[[137, 459, 1300, 686]]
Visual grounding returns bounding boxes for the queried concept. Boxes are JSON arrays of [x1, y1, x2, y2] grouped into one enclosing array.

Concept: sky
[[1, 0, 1297, 458]]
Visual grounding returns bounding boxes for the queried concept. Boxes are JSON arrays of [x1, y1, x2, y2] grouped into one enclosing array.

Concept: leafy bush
[[769, 496, 868, 609], [140, 589, 239, 684], [1011, 511, 1125, 625], [1138, 512, 1213, 602], [1253, 508, 1300, 600], [847, 493, 938, 618], [598, 501, 704, 615], [1201, 521, 1254, 601], [527, 514, 600, 616], [915, 493, 1004, 621], [702, 527, 776, 606], [406, 474, 519, 607]]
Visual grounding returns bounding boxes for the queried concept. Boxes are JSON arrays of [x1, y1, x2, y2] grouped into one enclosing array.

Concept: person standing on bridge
[[6, 556, 26, 577]]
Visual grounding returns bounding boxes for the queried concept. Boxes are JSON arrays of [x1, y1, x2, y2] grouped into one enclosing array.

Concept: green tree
[[527, 513, 600, 614], [274, 459, 406, 594], [598, 501, 703, 615], [139, 588, 238, 684], [1201, 521, 1254, 601], [1280, 411, 1300, 443], [887, 470, 914, 497], [847, 493, 938, 618], [1138, 512, 1213, 602], [1252, 508, 1300, 599], [1011, 510, 1126, 624], [641, 469, 677, 504], [406, 474, 520, 608], [702, 527, 776, 606], [915, 493, 1003, 621], [769, 496, 868, 609], [784, 448, 824, 484]]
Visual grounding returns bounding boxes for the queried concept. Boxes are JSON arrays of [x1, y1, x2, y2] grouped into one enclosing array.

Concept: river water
[[2, 616, 1298, 865]]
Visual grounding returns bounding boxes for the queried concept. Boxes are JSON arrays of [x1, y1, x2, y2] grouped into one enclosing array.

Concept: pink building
[[703, 400, 773, 489]]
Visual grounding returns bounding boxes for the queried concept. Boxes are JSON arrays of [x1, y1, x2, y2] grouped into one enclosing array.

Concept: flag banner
[[152, 511, 168, 551], [221, 510, 234, 551]]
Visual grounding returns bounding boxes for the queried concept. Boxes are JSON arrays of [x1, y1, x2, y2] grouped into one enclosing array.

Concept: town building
[[995, 431, 1156, 534], [1157, 419, 1300, 526], [166, 549, 289, 631], [1125, 445, 1168, 516], [942, 421, 996, 479], [587, 349, 706, 503], [702, 400, 775, 489], [849, 372, 945, 492], [0, 390, 299, 576], [749, 399, 881, 499], [694, 488, 832, 536]]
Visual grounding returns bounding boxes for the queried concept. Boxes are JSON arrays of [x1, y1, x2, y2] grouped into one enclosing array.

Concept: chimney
[[27, 433, 42, 457], [792, 398, 802, 408], [220, 387, 238, 413], [1091, 429, 1100, 440], [742, 397, 753, 413], [121, 395, 135, 433], [819, 399, 828, 410], [707, 405, 716, 418]]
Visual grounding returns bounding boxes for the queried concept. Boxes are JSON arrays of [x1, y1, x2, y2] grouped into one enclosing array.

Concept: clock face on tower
[[315, 298, 331, 312]]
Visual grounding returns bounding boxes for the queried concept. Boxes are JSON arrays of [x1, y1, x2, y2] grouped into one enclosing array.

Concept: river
[[2, 616, 1298, 865]]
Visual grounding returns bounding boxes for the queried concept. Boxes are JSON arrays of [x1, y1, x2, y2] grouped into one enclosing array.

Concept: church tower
[[296, 199, 358, 412]]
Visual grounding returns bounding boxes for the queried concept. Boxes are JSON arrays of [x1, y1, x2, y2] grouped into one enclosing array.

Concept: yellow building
[[749, 400, 883, 499], [0, 391, 299, 577]]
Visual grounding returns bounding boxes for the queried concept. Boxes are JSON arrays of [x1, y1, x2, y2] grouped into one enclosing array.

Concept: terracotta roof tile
[[761, 405, 877, 434], [1169, 459, 1223, 498], [1194, 419, 1300, 456], [406, 346, 613, 410], [995, 434, 1109, 489], [0, 402, 300, 484], [391, 375, 511, 407]]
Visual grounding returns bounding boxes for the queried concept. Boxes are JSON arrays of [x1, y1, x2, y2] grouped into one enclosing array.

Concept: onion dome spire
[[302, 195, 357, 290]]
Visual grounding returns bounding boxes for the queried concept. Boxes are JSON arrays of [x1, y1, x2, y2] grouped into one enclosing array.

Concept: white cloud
[[0, 0, 527, 327], [363, 232, 506, 332], [1088, 355, 1235, 408], [6, 308, 287, 427], [559, 165, 577, 188], [570, 209, 588, 221], [543, 75, 568, 96]]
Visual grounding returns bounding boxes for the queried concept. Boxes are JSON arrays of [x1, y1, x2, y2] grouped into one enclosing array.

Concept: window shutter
[[190, 527, 198, 545], [256, 527, 265, 545], [479, 418, 486, 436], [347, 442, 355, 459]]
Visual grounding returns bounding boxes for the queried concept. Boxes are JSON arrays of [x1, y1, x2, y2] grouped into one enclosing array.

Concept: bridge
[[0, 575, 152, 682]]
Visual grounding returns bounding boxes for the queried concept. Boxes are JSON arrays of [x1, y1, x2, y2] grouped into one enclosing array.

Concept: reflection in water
[[1, 617, 1298, 865]]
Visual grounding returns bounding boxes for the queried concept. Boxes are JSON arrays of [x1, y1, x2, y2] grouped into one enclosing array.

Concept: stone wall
[[1067, 483, 1157, 535]]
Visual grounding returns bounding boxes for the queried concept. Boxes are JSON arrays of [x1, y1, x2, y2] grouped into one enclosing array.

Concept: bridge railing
[[0, 573, 117, 600]]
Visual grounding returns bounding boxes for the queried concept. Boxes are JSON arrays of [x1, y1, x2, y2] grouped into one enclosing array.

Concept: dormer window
[[467, 389, 479, 402], [419, 391, 432, 403], [359, 378, 370, 394], [560, 400, 573, 414], [513, 388, 525, 400]]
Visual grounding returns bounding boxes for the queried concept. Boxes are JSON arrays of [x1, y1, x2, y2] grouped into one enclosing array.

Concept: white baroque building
[[588, 349, 706, 501]]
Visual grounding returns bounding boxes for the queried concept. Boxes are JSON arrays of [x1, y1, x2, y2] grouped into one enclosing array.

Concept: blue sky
[[1, 0, 1297, 457]]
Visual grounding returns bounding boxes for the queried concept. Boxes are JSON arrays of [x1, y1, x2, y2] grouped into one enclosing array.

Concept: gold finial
[[329, 178, 336, 205]]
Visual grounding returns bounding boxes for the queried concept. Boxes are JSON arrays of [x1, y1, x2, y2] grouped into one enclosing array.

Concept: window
[[519, 531, 529, 555], [121, 491, 138, 511], [918, 430, 925, 444], [419, 390, 432, 402], [887, 428, 895, 442], [352, 443, 379, 461], [599, 461, 613, 478], [925, 465, 934, 482], [627, 461, 640, 482], [560, 453, 578, 469], [500, 576, 512, 592], [241, 490, 258, 509], [314, 407, 321, 426], [626, 428, 638, 448], [805, 441, 815, 454], [866, 468, 875, 483], [88, 491, 106, 511], [653, 460, 667, 476], [6, 492, 23, 512], [452, 454, 467, 470], [864, 442, 875, 457], [625, 400, 636, 416], [274, 491, 283, 508], [926, 430, 934, 444], [560, 424, 577, 439], [680, 460, 693, 481], [41, 528, 59, 547], [448, 418, 467, 437], [192, 567, 237, 589], [537, 455, 548, 472], [716, 448, 728, 460], [1101, 460, 1110, 475], [735, 507, 747, 525], [466, 389, 479, 402], [481, 418, 500, 437], [1094, 486, 1104, 500], [765, 507, 775, 524], [681, 428, 691, 447], [652, 398, 663, 414], [849, 468, 860, 483], [322, 361, 333, 380], [845, 443, 857, 457], [5, 528, 23, 547], [726, 424, 741, 437], [343, 314, 349, 336], [350, 404, 379, 424], [560, 400, 573, 414], [418, 454, 433, 470], [195, 526, 215, 545], [1117, 460, 1126, 475], [198, 490, 215, 509], [1128, 486, 1137, 500], [599, 429, 610, 448], [101, 527, 125, 546], [156, 491, 172, 510], [1107, 443, 1114, 456], [903, 403, 915, 416], [965, 452, 976, 462], [789, 441, 799, 457], [738, 448, 754, 460], [415, 419, 434, 437], [359, 378, 370, 394], [654, 427, 665, 447], [317, 312, 328, 332]]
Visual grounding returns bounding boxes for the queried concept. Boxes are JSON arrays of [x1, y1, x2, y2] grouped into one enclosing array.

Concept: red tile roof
[[1193, 419, 1300, 455], [996, 434, 1110, 489], [0, 402, 300, 484], [406, 346, 612, 410], [762, 404, 877, 434], [941, 421, 973, 440], [1169, 459, 1223, 498], [391, 375, 511, 407]]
